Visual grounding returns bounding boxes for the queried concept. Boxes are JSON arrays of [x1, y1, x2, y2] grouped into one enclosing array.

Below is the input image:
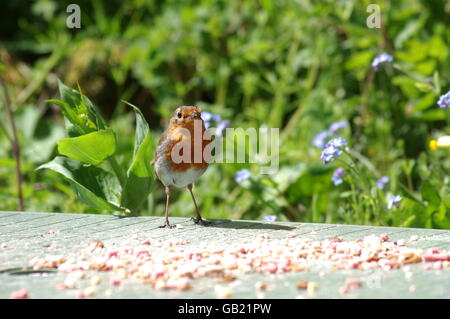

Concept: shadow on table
[[205, 219, 296, 231]]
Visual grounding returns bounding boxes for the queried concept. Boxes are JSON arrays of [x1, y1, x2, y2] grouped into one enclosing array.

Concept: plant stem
[[108, 156, 126, 187], [0, 120, 12, 142], [1, 79, 24, 211], [335, 157, 369, 191]]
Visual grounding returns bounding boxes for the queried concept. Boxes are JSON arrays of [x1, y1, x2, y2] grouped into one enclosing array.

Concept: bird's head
[[170, 106, 203, 128]]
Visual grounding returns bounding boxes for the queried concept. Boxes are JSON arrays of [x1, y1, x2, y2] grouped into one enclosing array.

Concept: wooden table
[[1, 211, 449, 299]]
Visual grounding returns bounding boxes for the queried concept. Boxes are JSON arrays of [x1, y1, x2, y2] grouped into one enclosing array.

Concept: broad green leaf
[[57, 129, 117, 165], [414, 81, 433, 93], [412, 93, 435, 112], [433, 71, 441, 93], [38, 156, 123, 211], [120, 101, 155, 212], [412, 109, 446, 121], [47, 99, 86, 136], [420, 180, 441, 208], [48, 80, 107, 136]]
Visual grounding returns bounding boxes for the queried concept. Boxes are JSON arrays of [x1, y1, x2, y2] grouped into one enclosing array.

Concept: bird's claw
[[159, 223, 175, 229], [191, 217, 211, 226]]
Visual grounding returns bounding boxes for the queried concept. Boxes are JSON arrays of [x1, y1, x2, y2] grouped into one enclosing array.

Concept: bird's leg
[[188, 184, 210, 226], [159, 186, 175, 229]]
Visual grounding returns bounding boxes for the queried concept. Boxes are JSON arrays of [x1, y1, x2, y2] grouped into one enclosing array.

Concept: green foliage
[[57, 130, 116, 165], [38, 156, 123, 211], [0, 0, 449, 228], [120, 102, 155, 212], [37, 81, 154, 214]]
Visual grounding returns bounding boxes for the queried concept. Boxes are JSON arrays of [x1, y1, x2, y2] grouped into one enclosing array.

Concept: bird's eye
[[177, 112, 182, 118]]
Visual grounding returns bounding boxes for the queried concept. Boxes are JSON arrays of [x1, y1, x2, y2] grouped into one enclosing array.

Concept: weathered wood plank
[[0, 212, 449, 299]]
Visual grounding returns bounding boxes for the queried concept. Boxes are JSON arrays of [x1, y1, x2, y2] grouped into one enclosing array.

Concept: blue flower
[[372, 53, 393, 70], [437, 91, 450, 109], [235, 169, 251, 183], [327, 137, 347, 148], [215, 120, 229, 136], [321, 146, 342, 164], [312, 121, 348, 148], [376, 176, 389, 190], [387, 195, 402, 209], [201, 111, 221, 129], [263, 215, 277, 222], [313, 131, 331, 148], [331, 167, 345, 186], [328, 121, 348, 134], [320, 138, 347, 164]]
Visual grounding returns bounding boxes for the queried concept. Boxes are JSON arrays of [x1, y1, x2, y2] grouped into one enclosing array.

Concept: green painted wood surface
[[0, 211, 449, 299]]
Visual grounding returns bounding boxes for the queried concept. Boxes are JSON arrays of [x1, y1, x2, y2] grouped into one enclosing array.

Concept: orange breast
[[163, 124, 211, 172]]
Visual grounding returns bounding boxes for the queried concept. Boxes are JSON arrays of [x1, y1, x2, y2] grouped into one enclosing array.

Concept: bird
[[152, 106, 212, 228]]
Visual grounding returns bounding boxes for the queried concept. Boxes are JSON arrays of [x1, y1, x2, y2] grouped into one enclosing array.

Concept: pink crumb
[[110, 278, 121, 286], [10, 289, 29, 299], [261, 262, 278, 273], [56, 283, 67, 290], [379, 234, 389, 242], [345, 278, 361, 289], [423, 251, 450, 262], [107, 251, 119, 258], [1, 243, 7, 249], [339, 278, 361, 294], [75, 290, 85, 299]]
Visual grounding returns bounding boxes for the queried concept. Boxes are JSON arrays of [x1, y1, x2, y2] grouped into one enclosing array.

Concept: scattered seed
[[110, 278, 121, 286], [255, 282, 268, 291], [10, 289, 29, 299], [75, 290, 85, 299], [307, 282, 318, 294], [30, 233, 450, 295], [296, 280, 309, 289], [216, 287, 233, 299], [90, 276, 101, 286], [84, 286, 96, 297], [339, 278, 361, 294]]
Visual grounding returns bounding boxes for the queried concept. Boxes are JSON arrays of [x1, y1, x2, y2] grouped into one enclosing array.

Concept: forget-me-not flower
[[321, 137, 347, 164], [201, 111, 222, 129], [235, 169, 251, 183], [328, 121, 348, 134], [215, 120, 229, 136], [313, 131, 331, 148], [376, 176, 390, 190], [387, 195, 402, 209], [372, 53, 393, 70], [437, 91, 450, 109], [263, 215, 277, 222], [312, 121, 348, 148], [332, 167, 345, 186]]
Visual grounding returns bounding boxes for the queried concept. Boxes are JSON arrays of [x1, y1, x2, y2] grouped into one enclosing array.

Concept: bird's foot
[[191, 217, 211, 226], [158, 223, 175, 229]]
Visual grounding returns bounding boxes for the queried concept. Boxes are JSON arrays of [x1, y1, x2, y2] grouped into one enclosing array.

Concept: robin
[[153, 106, 212, 228]]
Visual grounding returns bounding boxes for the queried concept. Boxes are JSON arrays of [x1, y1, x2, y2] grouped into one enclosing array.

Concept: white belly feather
[[155, 160, 206, 188]]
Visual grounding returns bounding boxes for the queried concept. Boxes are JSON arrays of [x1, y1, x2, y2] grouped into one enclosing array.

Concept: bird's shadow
[[203, 219, 296, 231], [113, 215, 296, 231]]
